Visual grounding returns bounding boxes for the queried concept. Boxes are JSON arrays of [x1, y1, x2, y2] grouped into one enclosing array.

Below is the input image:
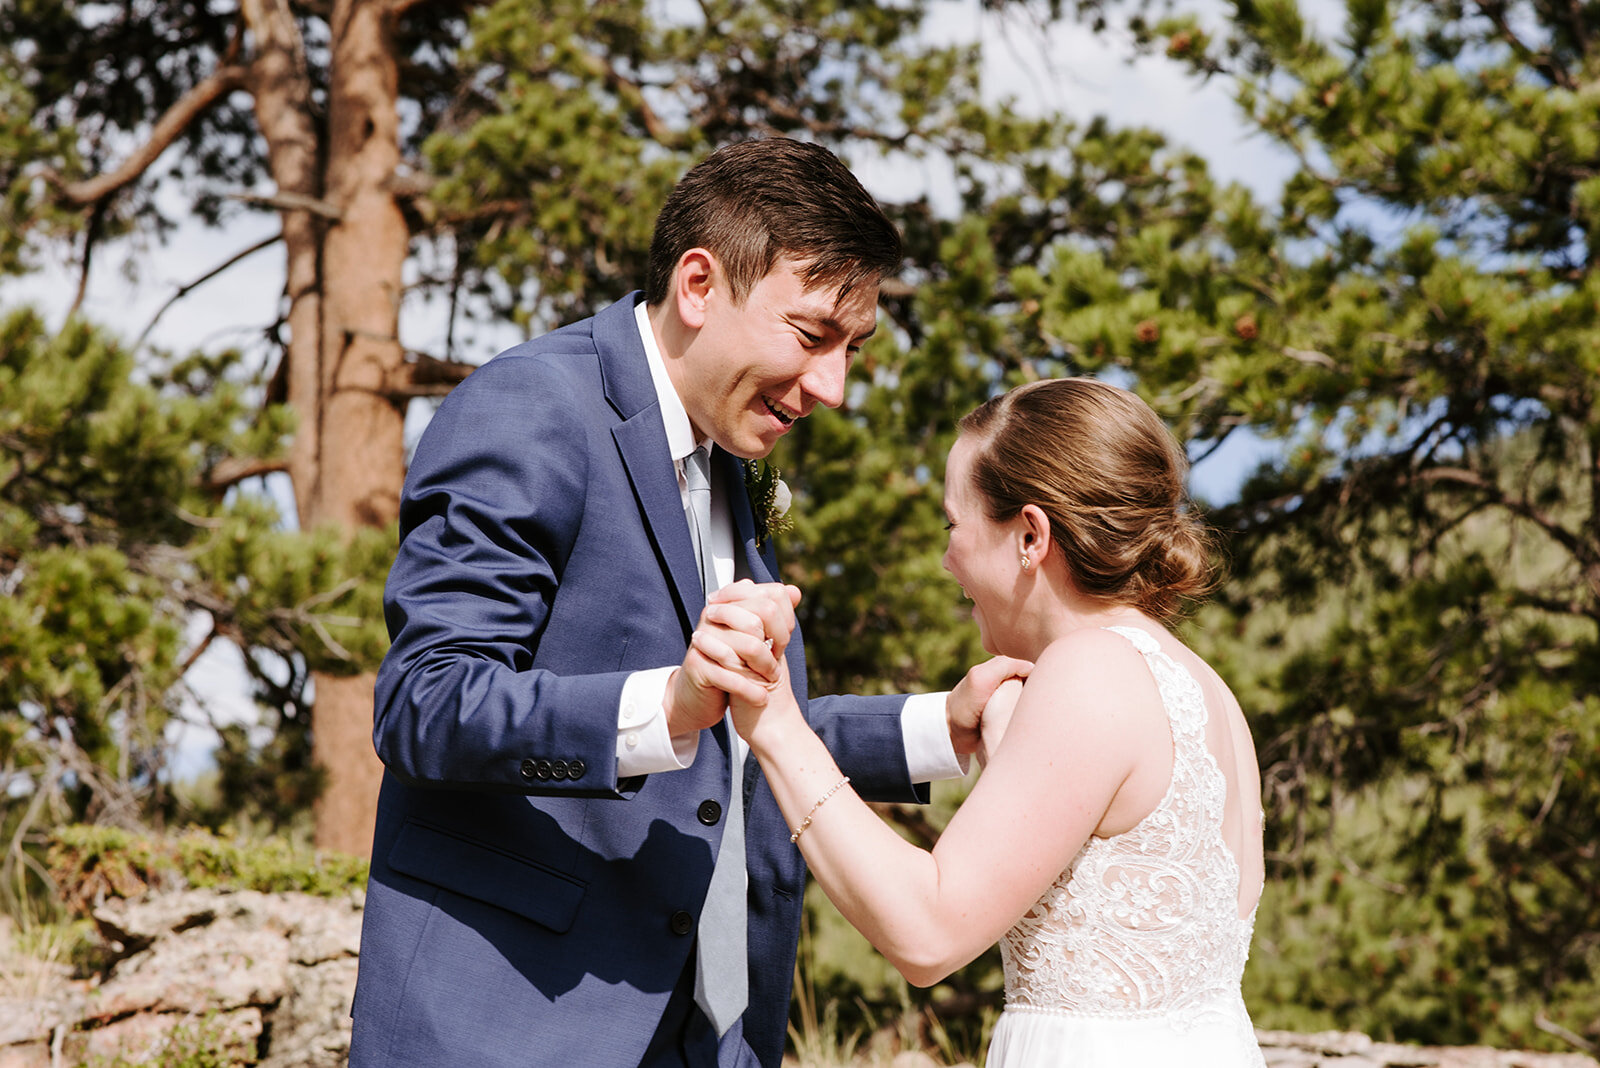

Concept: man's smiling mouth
[[763, 397, 797, 426]]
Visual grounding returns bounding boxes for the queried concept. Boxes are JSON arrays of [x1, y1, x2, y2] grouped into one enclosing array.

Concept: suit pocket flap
[[388, 819, 586, 933]]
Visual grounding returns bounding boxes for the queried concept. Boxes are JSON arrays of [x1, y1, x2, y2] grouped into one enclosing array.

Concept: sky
[[5, 0, 1331, 779]]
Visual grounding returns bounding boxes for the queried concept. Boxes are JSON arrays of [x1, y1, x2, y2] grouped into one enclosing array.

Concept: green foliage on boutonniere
[[743, 460, 794, 549]]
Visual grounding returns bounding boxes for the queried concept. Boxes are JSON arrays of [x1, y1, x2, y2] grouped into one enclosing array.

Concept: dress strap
[[1101, 624, 1160, 654], [1099, 625, 1208, 738]]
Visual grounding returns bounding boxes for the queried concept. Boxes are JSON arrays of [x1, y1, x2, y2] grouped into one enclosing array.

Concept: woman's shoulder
[[1035, 624, 1159, 678], [1029, 626, 1166, 726]]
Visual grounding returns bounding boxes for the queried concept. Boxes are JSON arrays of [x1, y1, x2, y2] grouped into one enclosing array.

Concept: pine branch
[[1405, 466, 1585, 560], [202, 456, 291, 493], [69, 200, 106, 317], [1535, 1011, 1597, 1055], [1473, 0, 1574, 89], [384, 350, 476, 399], [229, 190, 343, 220], [49, 64, 251, 207], [136, 233, 282, 349], [575, 50, 687, 148]]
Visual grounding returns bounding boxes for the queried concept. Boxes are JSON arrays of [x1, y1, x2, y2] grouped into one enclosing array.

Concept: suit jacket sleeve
[[809, 693, 931, 806], [373, 351, 632, 798]]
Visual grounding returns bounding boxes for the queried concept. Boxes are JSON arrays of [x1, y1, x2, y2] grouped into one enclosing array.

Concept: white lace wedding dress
[[984, 626, 1267, 1067]]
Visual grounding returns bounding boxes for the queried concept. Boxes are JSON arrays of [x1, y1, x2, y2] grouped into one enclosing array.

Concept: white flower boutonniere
[[743, 460, 794, 549]]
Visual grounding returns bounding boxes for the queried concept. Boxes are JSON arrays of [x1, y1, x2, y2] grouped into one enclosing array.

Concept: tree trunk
[[305, 0, 409, 858], [247, 0, 406, 858]]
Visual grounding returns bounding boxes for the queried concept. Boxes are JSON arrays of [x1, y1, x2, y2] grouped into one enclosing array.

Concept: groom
[[349, 137, 1024, 1068]]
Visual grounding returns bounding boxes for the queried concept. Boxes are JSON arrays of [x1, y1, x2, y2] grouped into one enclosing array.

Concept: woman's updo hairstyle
[[957, 378, 1217, 622]]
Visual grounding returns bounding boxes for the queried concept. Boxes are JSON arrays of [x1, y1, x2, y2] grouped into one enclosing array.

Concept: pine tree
[[1012, 0, 1600, 1047], [0, 307, 388, 907], [2, 0, 1099, 855]]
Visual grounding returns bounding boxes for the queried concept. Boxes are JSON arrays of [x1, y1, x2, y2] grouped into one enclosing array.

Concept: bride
[[710, 378, 1267, 1066]]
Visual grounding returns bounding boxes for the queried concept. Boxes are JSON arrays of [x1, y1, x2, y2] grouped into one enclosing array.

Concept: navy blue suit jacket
[[350, 294, 927, 1067]]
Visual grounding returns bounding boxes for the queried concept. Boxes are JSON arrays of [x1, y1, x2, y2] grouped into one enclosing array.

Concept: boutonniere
[[743, 460, 793, 549]]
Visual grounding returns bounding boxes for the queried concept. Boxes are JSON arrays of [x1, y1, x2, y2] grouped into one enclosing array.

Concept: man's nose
[[799, 347, 850, 410]]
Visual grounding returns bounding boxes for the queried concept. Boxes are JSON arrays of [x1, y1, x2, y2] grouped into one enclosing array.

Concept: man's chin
[[730, 426, 782, 459]]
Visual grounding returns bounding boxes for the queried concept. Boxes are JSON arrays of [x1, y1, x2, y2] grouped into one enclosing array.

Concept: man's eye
[[798, 330, 821, 346]]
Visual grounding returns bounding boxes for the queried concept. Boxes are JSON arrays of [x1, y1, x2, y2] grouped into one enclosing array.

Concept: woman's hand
[[726, 652, 804, 749], [977, 676, 1025, 769]]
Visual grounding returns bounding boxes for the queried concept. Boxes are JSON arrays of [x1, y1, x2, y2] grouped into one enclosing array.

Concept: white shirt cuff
[[901, 691, 969, 781], [617, 666, 700, 777]]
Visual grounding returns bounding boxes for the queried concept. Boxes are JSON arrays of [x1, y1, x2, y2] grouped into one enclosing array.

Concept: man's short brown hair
[[645, 138, 903, 305]]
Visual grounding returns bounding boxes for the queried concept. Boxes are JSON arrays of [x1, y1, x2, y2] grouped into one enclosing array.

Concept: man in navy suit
[[350, 138, 1025, 1067]]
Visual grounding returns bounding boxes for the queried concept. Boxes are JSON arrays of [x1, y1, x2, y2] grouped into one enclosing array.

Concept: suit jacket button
[[568, 759, 586, 780], [697, 800, 722, 826], [551, 759, 569, 780], [670, 910, 693, 936], [534, 759, 553, 780], [519, 758, 537, 781]]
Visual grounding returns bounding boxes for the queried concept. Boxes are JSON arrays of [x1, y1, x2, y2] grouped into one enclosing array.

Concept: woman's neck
[[1021, 601, 1151, 660]]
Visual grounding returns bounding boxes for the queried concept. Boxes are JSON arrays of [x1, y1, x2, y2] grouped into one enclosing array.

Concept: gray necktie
[[683, 444, 748, 1034]]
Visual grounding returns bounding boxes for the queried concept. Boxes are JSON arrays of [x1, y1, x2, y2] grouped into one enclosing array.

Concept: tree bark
[[242, 0, 324, 528], [245, 0, 405, 857], [305, 0, 409, 857]]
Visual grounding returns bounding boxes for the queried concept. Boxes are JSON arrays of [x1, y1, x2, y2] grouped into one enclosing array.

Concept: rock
[[888, 1053, 943, 1068], [1255, 1030, 1600, 1068], [287, 892, 363, 965], [65, 1007, 262, 1065], [0, 992, 81, 1046], [87, 922, 290, 1019], [0, 1043, 52, 1068], [258, 956, 359, 1068], [4, 887, 1598, 1068], [1, 886, 358, 1065]]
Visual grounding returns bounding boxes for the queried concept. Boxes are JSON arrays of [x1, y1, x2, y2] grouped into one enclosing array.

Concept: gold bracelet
[[790, 776, 851, 844]]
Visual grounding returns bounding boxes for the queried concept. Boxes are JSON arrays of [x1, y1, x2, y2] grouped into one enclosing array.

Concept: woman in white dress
[[720, 378, 1268, 1066]]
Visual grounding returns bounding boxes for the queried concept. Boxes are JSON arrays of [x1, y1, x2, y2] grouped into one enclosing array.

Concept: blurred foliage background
[[2, 0, 1598, 1059]]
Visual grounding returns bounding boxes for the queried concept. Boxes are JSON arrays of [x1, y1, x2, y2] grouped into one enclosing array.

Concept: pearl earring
[[1020, 555, 1030, 570]]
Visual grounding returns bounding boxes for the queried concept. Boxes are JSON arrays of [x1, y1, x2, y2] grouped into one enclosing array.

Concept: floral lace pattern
[[999, 626, 1260, 1050]]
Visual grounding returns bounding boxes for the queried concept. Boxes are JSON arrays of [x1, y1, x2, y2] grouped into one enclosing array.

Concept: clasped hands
[[666, 580, 1031, 760], [665, 580, 801, 739]]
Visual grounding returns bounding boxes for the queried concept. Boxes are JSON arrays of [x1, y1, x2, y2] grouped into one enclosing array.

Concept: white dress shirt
[[614, 298, 964, 783]]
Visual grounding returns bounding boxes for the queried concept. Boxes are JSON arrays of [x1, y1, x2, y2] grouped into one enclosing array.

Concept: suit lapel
[[721, 451, 777, 585], [598, 295, 705, 627], [720, 450, 808, 715], [614, 418, 704, 626]]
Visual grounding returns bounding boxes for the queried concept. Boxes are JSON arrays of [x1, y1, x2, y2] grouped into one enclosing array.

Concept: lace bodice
[[999, 626, 1257, 1026]]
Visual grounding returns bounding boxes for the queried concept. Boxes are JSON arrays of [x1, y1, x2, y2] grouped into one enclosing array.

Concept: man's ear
[[675, 248, 718, 330], [1018, 504, 1053, 565]]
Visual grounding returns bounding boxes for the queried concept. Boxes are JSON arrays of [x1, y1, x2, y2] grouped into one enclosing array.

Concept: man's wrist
[[901, 692, 966, 781], [618, 666, 697, 776]]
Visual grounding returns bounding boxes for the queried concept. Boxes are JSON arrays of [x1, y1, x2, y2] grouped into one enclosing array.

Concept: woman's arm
[[732, 628, 1166, 986], [977, 676, 1024, 769]]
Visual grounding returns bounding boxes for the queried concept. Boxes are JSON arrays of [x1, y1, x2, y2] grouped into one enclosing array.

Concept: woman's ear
[[1018, 504, 1052, 568]]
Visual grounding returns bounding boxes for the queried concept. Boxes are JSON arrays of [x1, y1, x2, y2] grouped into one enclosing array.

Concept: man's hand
[[664, 582, 802, 737], [707, 580, 801, 656], [947, 655, 1033, 756]]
